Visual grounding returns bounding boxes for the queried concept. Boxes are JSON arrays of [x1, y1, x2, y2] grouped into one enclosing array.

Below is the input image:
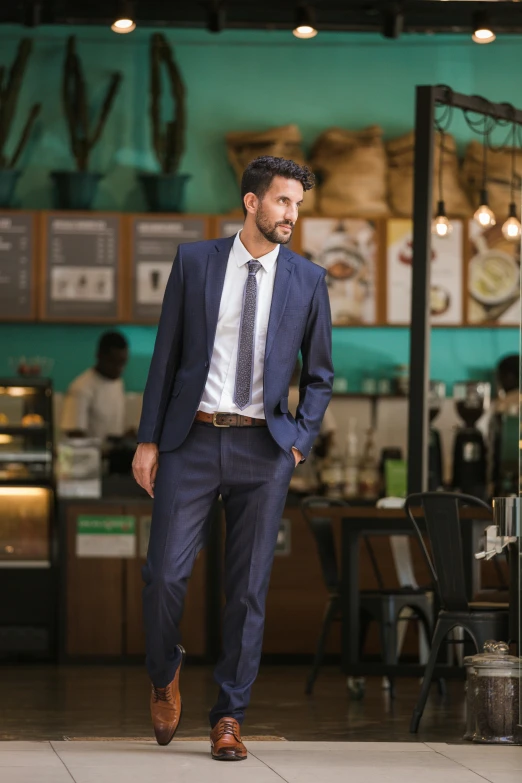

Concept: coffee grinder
[[452, 381, 491, 499], [428, 381, 445, 490]]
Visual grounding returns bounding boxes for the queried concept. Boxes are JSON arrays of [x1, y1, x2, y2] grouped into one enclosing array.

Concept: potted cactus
[[0, 39, 41, 208], [51, 36, 122, 210], [139, 33, 189, 213]]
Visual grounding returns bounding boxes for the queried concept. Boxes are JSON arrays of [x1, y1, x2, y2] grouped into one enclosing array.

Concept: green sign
[[77, 516, 136, 535], [76, 515, 137, 558]]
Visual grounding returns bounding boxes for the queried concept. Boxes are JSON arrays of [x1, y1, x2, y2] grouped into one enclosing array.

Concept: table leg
[[341, 520, 361, 673]]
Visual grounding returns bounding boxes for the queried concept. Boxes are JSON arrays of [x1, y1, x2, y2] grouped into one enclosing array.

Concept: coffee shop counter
[[59, 483, 427, 662]]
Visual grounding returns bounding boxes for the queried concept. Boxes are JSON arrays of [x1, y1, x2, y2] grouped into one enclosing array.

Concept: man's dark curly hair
[[240, 156, 315, 216]]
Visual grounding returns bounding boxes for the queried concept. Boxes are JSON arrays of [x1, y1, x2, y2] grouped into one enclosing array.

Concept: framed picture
[[39, 212, 123, 322], [300, 218, 380, 325], [0, 211, 37, 321], [386, 219, 464, 325], [466, 220, 520, 325], [125, 214, 209, 323]]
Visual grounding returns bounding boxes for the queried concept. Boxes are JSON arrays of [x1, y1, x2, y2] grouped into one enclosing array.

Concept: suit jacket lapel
[[265, 245, 296, 360], [204, 236, 234, 359]]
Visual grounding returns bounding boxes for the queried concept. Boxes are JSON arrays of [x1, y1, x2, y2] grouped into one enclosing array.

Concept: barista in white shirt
[[61, 331, 129, 442]]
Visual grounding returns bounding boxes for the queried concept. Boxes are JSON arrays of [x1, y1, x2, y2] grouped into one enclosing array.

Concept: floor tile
[[250, 747, 463, 769], [67, 766, 283, 783], [479, 774, 522, 783], [0, 750, 64, 767], [265, 768, 488, 783], [0, 769, 73, 783], [52, 740, 265, 768], [0, 742, 53, 752], [426, 744, 522, 772], [248, 741, 432, 753]]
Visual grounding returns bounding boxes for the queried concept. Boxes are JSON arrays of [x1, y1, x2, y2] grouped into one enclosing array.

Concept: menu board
[[300, 217, 379, 325], [0, 212, 35, 320], [467, 220, 520, 325], [386, 219, 463, 325], [41, 213, 121, 321], [129, 216, 207, 322]]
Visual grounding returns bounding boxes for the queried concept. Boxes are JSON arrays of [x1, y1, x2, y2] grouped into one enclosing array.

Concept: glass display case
[[0, 378, 57, 657], [0, 378, 54, 483]]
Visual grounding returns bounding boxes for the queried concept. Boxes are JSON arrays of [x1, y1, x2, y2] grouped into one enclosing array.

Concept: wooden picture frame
[[0, 210, 38, 322], [123, 213, 210, 324], [38, 211, 124, 323]]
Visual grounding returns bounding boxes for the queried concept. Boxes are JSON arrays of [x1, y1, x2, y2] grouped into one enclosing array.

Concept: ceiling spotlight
[[472, 12, 495, 44], [208, 1, 226, 33], [293, 4, 318, 39], [383, 3, 404, 39], [111, 1, 136, 33]]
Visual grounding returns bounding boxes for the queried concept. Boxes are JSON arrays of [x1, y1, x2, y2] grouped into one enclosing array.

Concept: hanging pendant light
[[502, 124, 521, 241], [432, 201, 453, 237], [473, 120, 496, 228], [293, 5, 318, 38], [502, 203, 521, 241], [431, 129, 452, 238]]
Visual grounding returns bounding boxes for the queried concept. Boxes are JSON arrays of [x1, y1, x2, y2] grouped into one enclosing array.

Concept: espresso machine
[[428, 381, 445, 490], [452, 381, 491, 499]]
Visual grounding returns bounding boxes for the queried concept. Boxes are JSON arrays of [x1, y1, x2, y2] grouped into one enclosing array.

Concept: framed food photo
[[299, 218, 379, 325], [466, 220, 520, 325], [386, 219, 464, 325]]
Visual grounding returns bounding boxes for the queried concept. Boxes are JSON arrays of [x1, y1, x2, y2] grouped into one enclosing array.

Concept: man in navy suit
[[132, 156, 333, 760]]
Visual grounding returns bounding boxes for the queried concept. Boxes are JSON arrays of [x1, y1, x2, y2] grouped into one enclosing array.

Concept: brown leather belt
[[195, 411, 267, 428]]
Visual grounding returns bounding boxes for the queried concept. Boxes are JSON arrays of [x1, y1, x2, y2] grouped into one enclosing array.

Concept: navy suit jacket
[[137, 235, 334, 459]]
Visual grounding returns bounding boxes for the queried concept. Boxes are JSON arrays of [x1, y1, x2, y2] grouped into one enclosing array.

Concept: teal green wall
[[2, 323, 517, 393], [0, 26, 520, 390]]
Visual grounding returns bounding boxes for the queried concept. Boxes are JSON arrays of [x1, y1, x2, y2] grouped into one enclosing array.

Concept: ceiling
[[2, 0, 522, 36]]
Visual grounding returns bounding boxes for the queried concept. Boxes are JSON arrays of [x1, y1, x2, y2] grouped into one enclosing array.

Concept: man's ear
[[243, 192, 258, 215]]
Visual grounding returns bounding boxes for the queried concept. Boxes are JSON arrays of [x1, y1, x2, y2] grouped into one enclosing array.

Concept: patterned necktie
[[234, 260, 262, 410]]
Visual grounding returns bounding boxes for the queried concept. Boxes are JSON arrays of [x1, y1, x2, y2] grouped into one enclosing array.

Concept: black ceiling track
[[3, 0, 522, 35]]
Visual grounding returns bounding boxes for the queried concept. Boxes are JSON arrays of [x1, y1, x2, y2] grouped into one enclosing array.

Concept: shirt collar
[[232, 231, 279, 273]]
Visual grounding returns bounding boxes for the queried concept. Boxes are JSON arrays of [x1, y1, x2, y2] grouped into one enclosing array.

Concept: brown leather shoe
[[150, 645, 185, 746], [210, 717, 247, 761]]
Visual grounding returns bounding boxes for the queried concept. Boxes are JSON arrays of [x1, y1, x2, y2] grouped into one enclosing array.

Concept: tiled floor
[[1, 741, 522, 783]]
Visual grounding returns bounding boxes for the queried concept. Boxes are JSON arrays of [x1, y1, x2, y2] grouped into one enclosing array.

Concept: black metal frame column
[[407, 86, 436, 494], [406, 85, 522, 494]]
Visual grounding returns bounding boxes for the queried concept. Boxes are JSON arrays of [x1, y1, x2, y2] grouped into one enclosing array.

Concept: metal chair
[[405, 492, 510, 733], [301, 496, 435, 697]]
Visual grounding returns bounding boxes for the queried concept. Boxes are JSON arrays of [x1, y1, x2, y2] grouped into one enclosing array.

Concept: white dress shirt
[[60, 367, 126, 440], [199, 231, 279, 419]]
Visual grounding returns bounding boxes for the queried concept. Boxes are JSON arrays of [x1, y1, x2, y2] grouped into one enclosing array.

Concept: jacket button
[[204, 361, 209, 368]]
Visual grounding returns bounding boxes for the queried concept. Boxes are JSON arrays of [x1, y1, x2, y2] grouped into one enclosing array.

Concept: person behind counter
[[60, 331, 129, 441], [488, 353, 519, 496]]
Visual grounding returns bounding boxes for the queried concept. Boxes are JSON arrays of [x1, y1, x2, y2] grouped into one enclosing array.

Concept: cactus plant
[[150, 33, 186, 174], [62, 36, 122, 172], [0, 38, 41, 169]]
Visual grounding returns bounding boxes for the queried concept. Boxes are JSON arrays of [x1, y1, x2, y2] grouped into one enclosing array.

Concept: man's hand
[[291, 447, 303, 467], [132, 443, 159, 498]]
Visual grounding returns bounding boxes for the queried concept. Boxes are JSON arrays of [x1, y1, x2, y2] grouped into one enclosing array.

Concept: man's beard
[[255, 208, 293, 244]]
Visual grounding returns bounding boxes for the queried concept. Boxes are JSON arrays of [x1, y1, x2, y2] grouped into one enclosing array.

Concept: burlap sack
[[309, 125, 388, 217], [386, 130, 471, 217], [226, 124, 314, 213], [462, 140, 522, 216]]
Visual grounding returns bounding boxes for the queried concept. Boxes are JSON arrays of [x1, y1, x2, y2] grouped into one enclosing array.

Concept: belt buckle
[[212, 412, 230, 428]]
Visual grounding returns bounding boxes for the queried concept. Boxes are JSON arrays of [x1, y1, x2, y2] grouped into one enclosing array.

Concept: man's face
[[254, 176, 304, 245], [98, 348, 128, 380]]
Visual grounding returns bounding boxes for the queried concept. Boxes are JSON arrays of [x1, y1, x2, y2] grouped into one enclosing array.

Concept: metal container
[[464, 640, 521, 744]]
